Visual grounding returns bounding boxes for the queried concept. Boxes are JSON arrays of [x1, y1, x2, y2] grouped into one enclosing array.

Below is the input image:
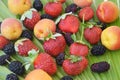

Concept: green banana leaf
[[0, 0, 120, 80]]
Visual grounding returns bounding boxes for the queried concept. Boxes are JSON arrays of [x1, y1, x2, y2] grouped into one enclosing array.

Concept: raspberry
[[8, 61, 25, 75], [21, 30, 33, 40], [41, 14, 54, 20], [65, 4, 78, 13], [0, 55, 11, 65], [6, 73, 19, 80], [61, 76, 73, 80], [91, 45, 106, 56], [91, 61, 110, 73], [56, 53, 65, 65], [33, 0, 43, 11]]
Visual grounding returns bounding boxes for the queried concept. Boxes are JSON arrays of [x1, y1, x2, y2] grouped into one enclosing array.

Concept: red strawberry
[[44, 2, 62, 17], [78, 7, 94, 21], [0, 35, 9, 49], [62, 56, 88, 75], [58, 15, 80, 33], [34, 53, 57, 75], [57, 0, 66, 3], [43, 33, 66, 57], [70, 42, 89, 57], [21, 8, 41, 30], [84, 26, 102, 44], [15, 38, 39, 56]]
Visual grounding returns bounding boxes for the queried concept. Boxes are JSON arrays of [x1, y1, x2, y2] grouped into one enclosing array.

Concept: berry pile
[[1, 0, 120, 80]]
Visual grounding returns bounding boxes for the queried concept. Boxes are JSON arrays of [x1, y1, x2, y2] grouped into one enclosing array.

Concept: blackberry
[[91, 61, 110, 73], [97, 21, 107, 30], [64, 33, 74, 46], [33, 0, 43, 11], [91, 45, 106, 56], [21, 30, 33, 40], [65, 4, 78, 13], [0, 55, 11, 65], [6, 73, 19, 80], [56, 53, 65, 65], [41, 14, 54, 20], [8, 61, 25, 75], [61, 76, 73, 80], [3, 43, 16, 55]]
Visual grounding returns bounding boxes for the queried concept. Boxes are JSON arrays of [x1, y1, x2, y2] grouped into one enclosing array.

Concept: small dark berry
[[8, 61, 25, 75], [3, 43, 16, 55], [96, 21, 102, 25], [64, 33, 74, 46], [41, 14, 54, 20], [33, 0, 43, 11], [0, 55, 11, 65], [91, 45, 106, 56], [21, 30, 33, 40], [101, 23, 107, 30], [91, 61, 110, 73], [61, 76, 73, 80], [56, 53, 65, 65], [65, 4, 78, 13], [6, 73, 19, 80]]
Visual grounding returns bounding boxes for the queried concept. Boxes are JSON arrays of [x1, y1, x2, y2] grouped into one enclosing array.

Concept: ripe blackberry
[[65, 4, 78, 13], [97, 21, 107, 30], [21, 30, 33, 40], [3, 43, 16, 55], [64, 33, 74, 46], [91, 61, 110, 73], [61, 76, 73, 80], [41, 14, 54, 20], [91, 45, 106, 56], [8, 61, 25, 75], [6, 73, 19, 80], [56, 53, 65, 65], [33, 0, 43, 11], [0, 55, 11, 65]]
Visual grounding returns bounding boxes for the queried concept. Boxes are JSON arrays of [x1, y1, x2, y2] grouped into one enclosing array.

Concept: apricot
[[96, 1, 119, 23], [34, 19, 56, 40], [25, 69, 52, 80], [1, 18, 22, 40], [101, 26, 120, 50], [73, 0, 93, 7], [8, 0, 32, 15]]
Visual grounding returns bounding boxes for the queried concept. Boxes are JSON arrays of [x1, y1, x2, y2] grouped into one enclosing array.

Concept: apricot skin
[[101, 26, 120, 50], [96, 1, 119, 23]]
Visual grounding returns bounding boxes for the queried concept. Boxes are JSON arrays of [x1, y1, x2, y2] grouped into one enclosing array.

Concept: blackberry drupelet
[[21, 30, 33, 40], [56, 53, 65, 65], [91, 61, 110, 73], [61, 76, 73, 80], [8, 61, 25, 75], [41, 14, 54, 20], [6, 73, 19, 80], [0, 55, 11, 65], [65, 4, 78, 13], [91, 45, 106, 56], [3, 43, 16, 55], [64, 33, 74, 46], [33, 0, 43, 11]]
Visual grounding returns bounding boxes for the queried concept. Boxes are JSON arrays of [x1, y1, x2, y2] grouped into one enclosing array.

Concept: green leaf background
[[0, 0, 120, 80]]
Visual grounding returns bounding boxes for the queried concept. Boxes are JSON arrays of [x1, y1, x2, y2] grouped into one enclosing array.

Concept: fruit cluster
[[0, 0, 120, 80]]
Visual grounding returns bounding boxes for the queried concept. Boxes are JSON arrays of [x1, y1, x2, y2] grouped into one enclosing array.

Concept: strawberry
[[78, 7, 94, 21], [58, 15, 80, 33], [43, 33, 66, 57], [14, 38, 39, 56], [84, 26, 102, 44], [62, 55, 88, 75], [34, 53, 57, 75], [44, 2, 62, 17], [21, 8, 40, 30], [0, 35, 9, 49], [70, 42, 89, 57]]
